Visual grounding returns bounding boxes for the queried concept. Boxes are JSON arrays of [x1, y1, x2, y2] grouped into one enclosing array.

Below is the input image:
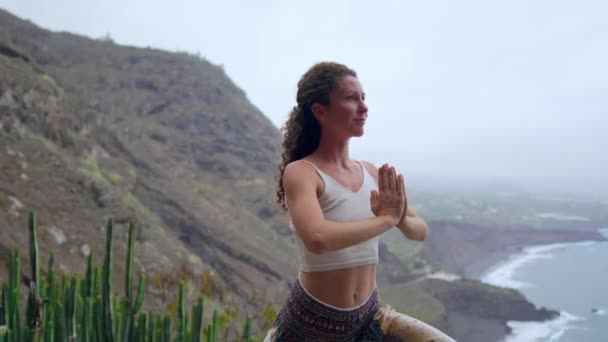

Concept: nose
[[358, 99, 368, 113]]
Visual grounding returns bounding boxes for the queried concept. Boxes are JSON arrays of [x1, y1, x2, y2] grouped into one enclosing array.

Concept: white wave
[[427, 271, 461, 282], [524, 240, 596, 254], [536, 212, 591, 222], [591, 308, 606, 316], [503, 311, 585, 342], [481, 240, 599, 289], [482, 253, 548, 289]]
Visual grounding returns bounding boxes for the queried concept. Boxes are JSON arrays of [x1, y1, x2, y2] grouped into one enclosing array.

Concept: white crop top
[[289, 160, 382, 272]]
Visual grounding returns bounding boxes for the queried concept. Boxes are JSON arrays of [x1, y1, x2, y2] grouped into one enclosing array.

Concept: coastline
[[463, 249, 517, 279], [472, 226, 608, 281], [400, 222, 608, 341], [421, 221, 608, 280], [474, 227, 608, 341]]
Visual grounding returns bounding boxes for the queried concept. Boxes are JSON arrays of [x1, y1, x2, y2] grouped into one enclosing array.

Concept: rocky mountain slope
[[0, 8, 297, 315]]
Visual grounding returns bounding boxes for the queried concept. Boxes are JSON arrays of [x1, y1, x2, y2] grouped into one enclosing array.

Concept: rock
[[0, 90, 17, 108], [7, 195, 22, 217], [80, 244, 90, 256], [187, 253, 201, 266], [89, 181, 113, 208], [58, 263, 69, 274], [20, 173, 28, 180], [48, 226, 67, 245], [7, 195, 22, 209]]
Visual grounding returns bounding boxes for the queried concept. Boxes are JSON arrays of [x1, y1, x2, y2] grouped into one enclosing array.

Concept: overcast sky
[[2, 0, 607, 195]]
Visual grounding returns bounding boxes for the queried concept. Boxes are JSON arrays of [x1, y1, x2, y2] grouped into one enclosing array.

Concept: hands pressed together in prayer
[[369, 164, 408, 226]]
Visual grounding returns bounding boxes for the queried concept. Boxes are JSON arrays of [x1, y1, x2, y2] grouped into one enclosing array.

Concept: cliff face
[[0, 8, 297, 313], [421, 278, 558, 342]]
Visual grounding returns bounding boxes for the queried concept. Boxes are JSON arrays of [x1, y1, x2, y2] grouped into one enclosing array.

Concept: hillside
[[0, 7, 296, 316], [1, 8, 606, 341]]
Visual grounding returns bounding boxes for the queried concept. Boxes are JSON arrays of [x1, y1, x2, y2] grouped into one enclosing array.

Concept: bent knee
[[263, 326, 277, 342], [376, 306, 457, 342]]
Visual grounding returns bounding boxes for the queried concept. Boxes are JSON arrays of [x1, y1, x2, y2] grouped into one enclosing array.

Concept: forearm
[[397, 216, 428, 241], [310, 215, 396, 254]]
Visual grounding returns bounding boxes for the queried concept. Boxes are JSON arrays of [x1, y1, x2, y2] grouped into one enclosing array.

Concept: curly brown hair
[[275, 62, 358, 211]]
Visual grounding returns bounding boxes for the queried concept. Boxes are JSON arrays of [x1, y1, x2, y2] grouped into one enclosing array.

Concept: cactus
[[177, 281, 187, 341], [84, 252, 94, 298], [8, 249, 22, 341], [28, 212, 41, 297], [122, 222, 146, 342], [1, 283, 6, 326], [163, 314, 171, 342], [65, 277, 79, 340], [1, 212, 255, 342], [102, 218, 114, 342], [241, 318, 251, 342], [191, 297, 204, 342], [26, 211, 43, 340], [206, 309, 218, 342]]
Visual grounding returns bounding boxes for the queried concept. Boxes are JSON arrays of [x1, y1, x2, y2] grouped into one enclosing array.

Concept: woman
[[266, 62, 456, 341]]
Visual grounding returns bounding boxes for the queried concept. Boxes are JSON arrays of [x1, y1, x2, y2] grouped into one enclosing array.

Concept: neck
[[313, 132, 352, 167]]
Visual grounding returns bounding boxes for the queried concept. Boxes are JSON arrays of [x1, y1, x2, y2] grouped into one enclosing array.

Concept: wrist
[[397, 216, 409, 230], [380, 214, 400, 227], [398, 207, 408, 225]]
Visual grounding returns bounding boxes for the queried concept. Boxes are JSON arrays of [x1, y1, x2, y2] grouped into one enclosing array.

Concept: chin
[[352, 129, 365, 137]]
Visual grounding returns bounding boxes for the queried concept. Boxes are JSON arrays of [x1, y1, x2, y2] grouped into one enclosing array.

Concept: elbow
[[399, 217, 429, 241], [414, 225, 428, 241], [402, 223, 428, 241], [304, 232, 328, 255], [410, 230, 427, 241], [404, 231, 425, 241], [411, 224, 428, 241]]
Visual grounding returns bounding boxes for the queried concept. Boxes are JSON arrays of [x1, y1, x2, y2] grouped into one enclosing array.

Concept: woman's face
[[315, 75, 368, 139]]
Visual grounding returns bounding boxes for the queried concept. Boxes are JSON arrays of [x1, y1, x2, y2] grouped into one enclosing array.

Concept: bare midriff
[[298, 264, 377, 309]]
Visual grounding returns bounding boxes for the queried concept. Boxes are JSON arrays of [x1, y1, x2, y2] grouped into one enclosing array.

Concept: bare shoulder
[[282, 160, 322, 210], [360, 160, 379, 182], [282, 160, 319, 189]]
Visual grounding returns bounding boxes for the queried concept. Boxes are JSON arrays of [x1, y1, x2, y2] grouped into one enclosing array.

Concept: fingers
[[370, 190, 379, 215], [398, 174, 404, 198], [388, 166, 397, 191], [375, 163, 408, 221], [379, 165, 395, 191], [379, 164, 389, 193], [370, 190, 379, 204], [379, 164, 399, 193]]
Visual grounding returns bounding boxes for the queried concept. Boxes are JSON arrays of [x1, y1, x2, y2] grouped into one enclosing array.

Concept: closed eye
[[346, 93, 365, 101]]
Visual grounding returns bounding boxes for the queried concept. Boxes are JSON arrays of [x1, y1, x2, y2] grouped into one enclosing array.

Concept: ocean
[[481, 228, 608, 342]]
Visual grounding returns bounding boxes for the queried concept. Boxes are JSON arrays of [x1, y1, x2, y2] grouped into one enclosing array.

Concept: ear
[[311, 103, 327, 122]]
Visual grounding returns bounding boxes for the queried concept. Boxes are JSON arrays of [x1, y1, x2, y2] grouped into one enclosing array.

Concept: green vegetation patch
[[379, 284, 446, 324], [79, 155, 122, 185]]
